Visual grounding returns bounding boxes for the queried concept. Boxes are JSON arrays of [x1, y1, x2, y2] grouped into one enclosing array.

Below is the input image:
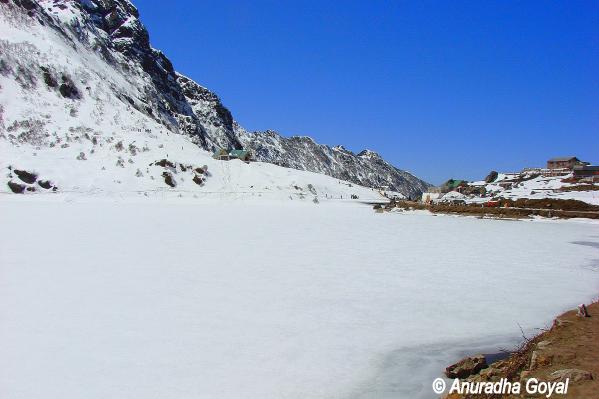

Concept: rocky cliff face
[[237, 127, 429, 197], [0, 0, 429, 196], [1, 0, 241, 150]]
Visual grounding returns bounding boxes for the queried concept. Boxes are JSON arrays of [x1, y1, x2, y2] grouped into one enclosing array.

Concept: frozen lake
[[1, 198, 598, 399]]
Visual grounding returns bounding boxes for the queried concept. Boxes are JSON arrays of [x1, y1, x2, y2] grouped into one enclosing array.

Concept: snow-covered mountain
[[0, 0, 429, 197], [236, 127, 430, 198]]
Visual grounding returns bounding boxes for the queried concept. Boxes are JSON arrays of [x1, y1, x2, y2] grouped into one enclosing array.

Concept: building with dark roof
[[573, 165, 599, 179], [546, 157, 587, 170]]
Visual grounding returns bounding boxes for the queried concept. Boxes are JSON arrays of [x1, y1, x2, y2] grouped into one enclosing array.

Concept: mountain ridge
[[1, 0, 430, 196], [236, 125, 429, 198]]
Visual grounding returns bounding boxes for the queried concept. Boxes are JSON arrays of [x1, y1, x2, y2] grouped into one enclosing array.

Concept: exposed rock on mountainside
[[237, 127, 430, 197], [0, 0, 429, 196], [1, 0, 240, 150]]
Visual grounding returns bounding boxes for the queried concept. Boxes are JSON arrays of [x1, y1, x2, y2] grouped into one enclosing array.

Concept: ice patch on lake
[[1, 199, 598, 399], [348, 335, 517, 399]]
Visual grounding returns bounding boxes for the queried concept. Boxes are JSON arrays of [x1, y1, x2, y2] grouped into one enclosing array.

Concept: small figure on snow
[[577, 304, 590, 317]]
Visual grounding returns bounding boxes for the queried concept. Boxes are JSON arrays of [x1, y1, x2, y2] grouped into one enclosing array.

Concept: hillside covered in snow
[[467, 172, 599, 205], [431, 172, 599, 206], [0, 0, 429, 198]]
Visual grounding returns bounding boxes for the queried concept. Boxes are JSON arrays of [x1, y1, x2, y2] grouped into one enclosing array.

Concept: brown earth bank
[[559, 185, 599, 192], [381, 199, 599, 220], [443, 301, 599, 398]]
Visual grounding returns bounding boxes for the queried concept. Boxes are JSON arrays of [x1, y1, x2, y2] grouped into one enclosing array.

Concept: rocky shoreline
[[376, 199, 599, 220], [441, 301, 598, 398]]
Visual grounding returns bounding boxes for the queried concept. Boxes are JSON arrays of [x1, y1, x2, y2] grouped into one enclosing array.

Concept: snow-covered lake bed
[[1, 198, 598, 399]]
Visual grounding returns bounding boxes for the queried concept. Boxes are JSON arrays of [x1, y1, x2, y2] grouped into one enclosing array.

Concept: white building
[[421, 192, 443, 204]]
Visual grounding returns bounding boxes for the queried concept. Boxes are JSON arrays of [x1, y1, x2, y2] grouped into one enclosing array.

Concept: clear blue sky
[[135, 0, 598, 184]]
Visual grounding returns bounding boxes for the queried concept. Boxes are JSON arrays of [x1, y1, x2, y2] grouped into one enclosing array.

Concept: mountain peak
[[332, 145, 351, 153], [357, 149, 382, 160]]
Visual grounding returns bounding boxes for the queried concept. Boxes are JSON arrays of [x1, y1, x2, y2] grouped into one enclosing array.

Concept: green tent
[[213, 148, 229, 159], [447, 179, 466, 189]]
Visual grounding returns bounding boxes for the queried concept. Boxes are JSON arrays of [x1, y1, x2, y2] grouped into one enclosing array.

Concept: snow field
[[1, 199, 598, 399]]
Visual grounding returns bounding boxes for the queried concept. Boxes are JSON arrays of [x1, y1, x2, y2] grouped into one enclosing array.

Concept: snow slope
[[1, 199, 598, 399], [0, 0, 387, 202], [0, 0, 428, 197], [0, 123, 386, 202], [468, 174, 599, 205], [437, 173, 599, 205]]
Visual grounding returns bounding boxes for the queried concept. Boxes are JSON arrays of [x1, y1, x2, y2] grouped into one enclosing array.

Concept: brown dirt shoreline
[[384, 199, 599, 220], [444, 301, 599, 398]]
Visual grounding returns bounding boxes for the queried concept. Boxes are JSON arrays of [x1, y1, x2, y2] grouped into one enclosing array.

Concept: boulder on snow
[[7, 181, 26, 193], [445, 355, 487, 378], [485, 170, 499, 183], [58, 75, 81, 99], [155, 159, 175, 168], [162, 171, 176, 187], [38, 180, 52, 189], [14, 169, 37, 184], [41, 66, 57, 88], [192, 174, 204, 186]]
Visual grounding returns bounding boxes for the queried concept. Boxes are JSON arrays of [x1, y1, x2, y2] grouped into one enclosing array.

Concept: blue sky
[[135, 0, 598, 184]]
